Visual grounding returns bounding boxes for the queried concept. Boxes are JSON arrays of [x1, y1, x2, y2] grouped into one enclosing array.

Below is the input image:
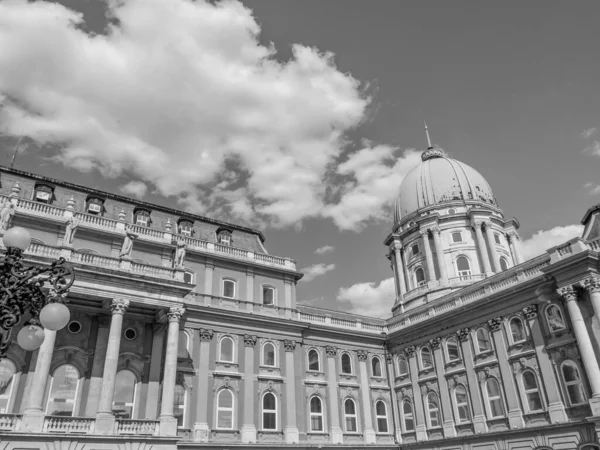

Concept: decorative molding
[[110, 298, 129, 314], [167, 306, 185, 322], [486, 317, 502, 332], [470, 220, 484, 230], [356, 350, 368, 361], [428, 337, 441, 350], [386, 353, 393, 362], [557, 285, 577, 303], [419, 229, 430, 237], [325, 346, 337, 357], [476, 364, 500, 382], [581, 276, 600, 294], [511, 355, 539, 375], [457, 328, 471, 342], [283, 340, 296, 352], [430, 226, 440, 235], [199, 329, 214, 341], [244, 334, 257, 347], [522, 304, 538, 320], [405, 345, 416, 358]]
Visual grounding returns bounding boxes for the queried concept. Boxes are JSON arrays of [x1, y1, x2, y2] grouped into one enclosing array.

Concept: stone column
[[401, 248, 411, 290], [509, 232, 524, 264], [405, 346, 427, 441], [241, 335, 257, 443], [84, 318, 110, 416], [420, 230, 436, 282], [472, 221, 492, 274], [392, 244, 407, 297], [284, 340, 299, 443], [95, 298, 129, 434], [558, 286, 600, 416], [430, 338, 455, 437], [325, 346, 343, 444], [483, 222, 501, 273], [522, 304, 568, 423], [193, 329, 213, 442], [145, 322, 166, 419], [431, 227, 448, 281], [204, 261, 214, 296], [159, 306, 186, 436], [385, 354, 402, 444], [21, 329, 57, 432], [582, 277, 600, 326], [457, 328, 487, 433], [487, 318, 524, 428], [357, 351, 376, 444]]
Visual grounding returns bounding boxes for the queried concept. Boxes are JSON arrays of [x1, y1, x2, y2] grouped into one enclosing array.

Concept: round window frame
[[67, 320, 82, 334], [124, 327, 137, 341]]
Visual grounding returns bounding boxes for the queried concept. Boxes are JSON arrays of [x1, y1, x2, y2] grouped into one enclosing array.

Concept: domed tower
[[385, 127, 525, 315]]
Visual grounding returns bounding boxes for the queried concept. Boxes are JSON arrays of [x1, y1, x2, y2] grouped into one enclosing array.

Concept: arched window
[[446, 337, 460, 361], [456, 256, 471, 278], [499, 256, 509, 271], [372, 357, 382, 377], [262, 286, 275, 306], [0, 359, 17, 413], [174, 379, 186, 427], [216, 389, 234, 429], [397, 357, 409, 376], [561, 361, 587, 406], [308, 349, 320, 371], [262, 392, 277, 430], [113, 369, 137, 419], [415, 267, 426, 287], [309, 396, 324, 432], [402, 399, 414, 431], [476, 328, 491, 353], [420, 347, 433, 369], [509, 317, 526, 343], [222, 279, 236, 299], [454, 385, 470, 423], [580, 445, 600, 450], [263, 342, 276, 367], [545, 304, 566, 332], [344, 398, 358, 432], [485, 378, 505, 418], [522, 370, 543, 412], [341, 353, 352, 374], [178, 331, 189, 359], [219, 337, 234, 363], [375, 400, 388, 433], [46, 364, 80, 416], [426, 392, 441, 427]]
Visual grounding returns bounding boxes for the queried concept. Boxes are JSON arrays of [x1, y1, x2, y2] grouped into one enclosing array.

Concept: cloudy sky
[[1, 0, 599, 318]]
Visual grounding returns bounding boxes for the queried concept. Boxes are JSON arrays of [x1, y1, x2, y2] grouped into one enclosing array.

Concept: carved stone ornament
[[244, 335, 257, 347], [419, 229, 430, 237], [486, 317, 502, 332], [522, 304, 538, 320], [447, 373, 467, 389], [428, 337, 441, 350], [386, 353, 393, 362], [357, 350, 368, 361], [283, 340, 296, 352], [430, 226, 440, 235], [581, 276, 600, 294], [399, 386, 413, 399], [325, 346, 337, 357], [457, 328, 471, 342], [471, 220, 484, 230], [167, 306, 185, 322], [512, 356, 539, 375], [405, 345, 416, 357], [477, 364, 500, 382], [420, 380, 438, 395], [110, 298, 130, 314], [557, 285, 577, 303], [199, 329, 214, 341]]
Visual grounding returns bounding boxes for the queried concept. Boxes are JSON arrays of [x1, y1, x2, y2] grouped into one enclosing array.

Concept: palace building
[[0, 140, 599, 450]]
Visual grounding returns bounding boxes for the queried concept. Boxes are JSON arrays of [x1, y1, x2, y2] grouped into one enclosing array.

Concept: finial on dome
[[424, 120, 433, 150]]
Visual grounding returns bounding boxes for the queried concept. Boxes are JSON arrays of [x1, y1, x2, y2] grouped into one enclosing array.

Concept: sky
[[1, 0, 599, 318]]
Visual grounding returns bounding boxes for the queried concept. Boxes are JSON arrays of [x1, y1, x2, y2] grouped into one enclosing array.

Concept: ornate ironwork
[[0, 246, 75, 356]]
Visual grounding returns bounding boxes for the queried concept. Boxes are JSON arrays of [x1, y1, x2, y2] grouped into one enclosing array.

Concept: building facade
[[0, 142, 599, 450]]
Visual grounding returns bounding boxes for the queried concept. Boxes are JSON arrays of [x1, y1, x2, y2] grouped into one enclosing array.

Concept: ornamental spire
[[424, 120, 433, 150]]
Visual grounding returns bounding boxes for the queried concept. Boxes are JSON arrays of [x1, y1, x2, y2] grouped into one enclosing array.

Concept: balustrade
[[0, 414, 21, 431], [116, 419, 159, 435], [44, 416, 94, 434]]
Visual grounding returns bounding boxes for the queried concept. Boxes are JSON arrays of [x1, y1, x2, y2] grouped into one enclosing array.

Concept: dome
[[394, 146, 497, 225]]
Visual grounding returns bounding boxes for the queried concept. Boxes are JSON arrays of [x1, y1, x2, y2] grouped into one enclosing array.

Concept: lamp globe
[[3, 227, 31, 251], [39, 303, 71, 331], [17, 325, 45, 351]]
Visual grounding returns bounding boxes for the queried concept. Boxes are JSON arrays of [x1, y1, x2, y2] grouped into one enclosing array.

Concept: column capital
[[486, 317, 503, 332], [430, 226, 441, 235], [457, 328, 471, 342], [167, 306, 185, 322], [391, 241, 403, 252], [558, 285, 578, 303], [325, 346, 337, 357], [580, 276, 600, 294], [357, 350, 368, 361], [470, 219, 484, 230], [110, 298, 129, 315], [283, 340, 296, 352], [419, 228, 430, 237], [522, 304, 538, 320], [199, 329, 214, 341], [243, 334, 257, 347], [428, 337, 441, 349], [404, 345, 416, 357]]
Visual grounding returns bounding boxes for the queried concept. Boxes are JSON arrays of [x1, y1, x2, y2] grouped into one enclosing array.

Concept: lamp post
[[0, 226, 75, 357]]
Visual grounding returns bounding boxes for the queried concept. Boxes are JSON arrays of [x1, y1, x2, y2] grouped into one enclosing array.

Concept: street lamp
[[0, 226, 75, 357]]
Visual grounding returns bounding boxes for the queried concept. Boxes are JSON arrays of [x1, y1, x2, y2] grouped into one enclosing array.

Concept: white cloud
[[582, 127, 597, 139], [337, 277, 395, 318], [584, 141, 600, 157], [119, 180, 148, 199], [300, 263, 336, 282], [521, 225, 583, 260], [584, 183, 600, 196], [315, 245, 334, 254], [0, 0, 388, 230]]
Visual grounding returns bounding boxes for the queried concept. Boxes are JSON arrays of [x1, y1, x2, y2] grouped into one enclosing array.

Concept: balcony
[[5, 195, 297, 272]]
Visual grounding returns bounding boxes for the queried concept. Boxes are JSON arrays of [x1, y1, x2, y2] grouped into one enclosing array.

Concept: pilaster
[[385, 353, 402, 444], [204, 261, 214, 296], [483, 222, 501, 273], [357, 350, 376, 444], [431, 339, 455, 437], [457, 328, 487, 433], [431, 226, 448, 281], [284, 340, 299, 444], [405, 346, 427, 441], [193, 329, 213, 442], [325, 346, 343, 444], [241, 334, 257, 443], [420, 229, 436, 282], [472, 220, 492, 275]]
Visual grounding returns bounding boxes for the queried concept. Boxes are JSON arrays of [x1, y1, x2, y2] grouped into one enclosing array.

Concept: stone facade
[[0, 156, 599, 450]]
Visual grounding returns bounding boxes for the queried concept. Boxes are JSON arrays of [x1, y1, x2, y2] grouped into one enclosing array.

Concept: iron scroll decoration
[[0, 246, 75, 357]]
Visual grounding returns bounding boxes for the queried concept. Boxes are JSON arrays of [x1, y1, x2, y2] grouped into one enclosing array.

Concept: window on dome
[[500, 257, 509, 271], [452, 232, 463, 243], [494, 233, 502, 245], [415, 268, 426, 287], [456, 256, 471, 279], [411, 244, 419, 256], [448, 208, 456, 215]]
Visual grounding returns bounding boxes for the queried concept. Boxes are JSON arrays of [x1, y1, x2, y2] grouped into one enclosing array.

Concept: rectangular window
[[87, 203, 102, 214], [411, 244, 419, 256], [135, 214, 149, 226], [494, 233, 501, 245], [35, 190, 51, 203], [263, 287, 274, 305], [223, 280, 236, 298], [452, 232, 462, 243]]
